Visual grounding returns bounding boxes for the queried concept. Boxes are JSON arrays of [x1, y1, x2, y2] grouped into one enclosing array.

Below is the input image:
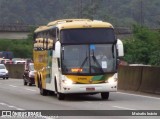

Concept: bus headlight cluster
[[106, 77, 117, 83], [62, 79, 74, 85]]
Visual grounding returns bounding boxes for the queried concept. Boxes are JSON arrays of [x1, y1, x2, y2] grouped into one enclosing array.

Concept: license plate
[[86, 87, 95, 91]]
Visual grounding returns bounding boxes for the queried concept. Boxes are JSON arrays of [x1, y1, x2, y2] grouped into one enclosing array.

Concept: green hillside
[[0, 0, 159, 28]]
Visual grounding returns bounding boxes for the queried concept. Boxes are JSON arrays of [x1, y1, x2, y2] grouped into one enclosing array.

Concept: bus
[[33, 19, 124, 100]]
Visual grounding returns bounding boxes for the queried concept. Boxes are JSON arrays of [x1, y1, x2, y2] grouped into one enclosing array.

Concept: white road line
[[117, 92, 160, 100], [9, 85, 17, 88], [113, 106, 135, 110], [0, 102, 25, 110], [0, 103, 5, 105], [25, 88, 36, 92], [16, 108, 25, 110], [8, 105, 16, 108], [85, 101, 92, 103]]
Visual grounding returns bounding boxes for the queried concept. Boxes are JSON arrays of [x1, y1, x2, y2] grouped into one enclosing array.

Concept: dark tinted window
[[60, 28, 116, 44]]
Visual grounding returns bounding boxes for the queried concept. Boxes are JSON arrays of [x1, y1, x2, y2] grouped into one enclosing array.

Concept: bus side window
[[49, 29, 56, 50], [46, 33, 50, 50], [42, 33, 46, 50], [37, 33, 44, 51], [34, 34, 38, 51]]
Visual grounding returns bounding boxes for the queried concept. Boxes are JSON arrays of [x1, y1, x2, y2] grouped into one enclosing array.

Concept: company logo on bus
[[89, 80, 93, 83]]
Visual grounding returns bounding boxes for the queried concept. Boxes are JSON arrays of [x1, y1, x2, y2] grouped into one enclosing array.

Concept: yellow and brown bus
[[33, 19, 124, 100]]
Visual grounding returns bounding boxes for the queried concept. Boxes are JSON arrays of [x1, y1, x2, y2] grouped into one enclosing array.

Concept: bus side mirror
[[54, 41, 61, 58], [117, 39, 124, 57]]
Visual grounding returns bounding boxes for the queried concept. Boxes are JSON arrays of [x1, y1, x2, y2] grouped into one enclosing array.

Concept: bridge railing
[[0, 24, 36, 32]]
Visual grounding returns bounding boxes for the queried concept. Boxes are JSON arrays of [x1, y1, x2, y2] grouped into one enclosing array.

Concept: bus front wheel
[[101, 92, 109, 100], [55, 79, 65, 100], [57, 93, 65, 100]]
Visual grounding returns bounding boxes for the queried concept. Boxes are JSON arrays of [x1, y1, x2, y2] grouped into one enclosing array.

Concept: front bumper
[[60, 82, 117, 94], [0, 74, 9, 78]]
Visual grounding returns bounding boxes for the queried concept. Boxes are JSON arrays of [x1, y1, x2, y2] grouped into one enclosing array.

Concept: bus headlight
[[62, 79, 74, 85], [106, 77, 117, 83]]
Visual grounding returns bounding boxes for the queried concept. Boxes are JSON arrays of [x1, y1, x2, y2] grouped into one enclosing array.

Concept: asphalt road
[[0, 79, 160, 119]]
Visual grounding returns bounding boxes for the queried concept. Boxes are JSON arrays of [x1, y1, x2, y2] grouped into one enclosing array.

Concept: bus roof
[[34, 19, 113, 33]]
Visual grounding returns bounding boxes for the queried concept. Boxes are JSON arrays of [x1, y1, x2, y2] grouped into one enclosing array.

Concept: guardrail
[[0, 24, 35, 32]]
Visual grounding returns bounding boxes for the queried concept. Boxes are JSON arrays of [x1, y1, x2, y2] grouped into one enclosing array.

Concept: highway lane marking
[[0, 103, 6, 105], [117, 92, 160, 100], [16, 108, 25, 110], [113, 106, 135, 110], [1, 83, 37, 91], [85, 101, 92, 103], [25, 88, 36, 92], [0, 102, 25, 110], [9, 85, 17, 88]]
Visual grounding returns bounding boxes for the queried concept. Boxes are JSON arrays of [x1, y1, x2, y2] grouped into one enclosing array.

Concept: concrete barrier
[[118, 66, 160, 94], [5, 64, 24, 79], [155, 71, 160, 94], [139, 66, 160, 94], [118, 66, 143, 91]]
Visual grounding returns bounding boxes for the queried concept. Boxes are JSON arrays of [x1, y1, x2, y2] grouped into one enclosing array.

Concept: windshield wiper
[[92, 55, 104, 73], [76, 56, 88, 74], [91, 49, 104, 73]]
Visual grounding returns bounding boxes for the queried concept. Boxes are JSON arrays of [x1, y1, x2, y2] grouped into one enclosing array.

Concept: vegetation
[[123, 25, 160, 66], [0, 0, 160, 66], [0, 27, 34, 58], [0, 0, 159, 28], [0, 39, 33, 58]]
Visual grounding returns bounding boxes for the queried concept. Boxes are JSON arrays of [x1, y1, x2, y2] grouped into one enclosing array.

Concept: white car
[[0, 64, 9, 79]]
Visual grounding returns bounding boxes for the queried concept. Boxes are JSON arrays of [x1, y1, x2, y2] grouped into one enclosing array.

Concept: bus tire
[[40, 87, 47, 96], [55, 79, 65, 100], [101, 92, 109, 100], [37, 75, 40, 88], [39, 77, 47, 96], [57, 93, 65, 100]]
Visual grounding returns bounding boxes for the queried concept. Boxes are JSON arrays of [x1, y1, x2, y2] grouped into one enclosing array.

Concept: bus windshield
[[61, 44, 117, 75], [60, 28, 116, 44]]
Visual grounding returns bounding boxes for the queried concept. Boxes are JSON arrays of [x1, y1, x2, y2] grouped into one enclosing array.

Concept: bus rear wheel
[[40, 87, 47, 96], [101, 92, 109, 100], [39, 78, 47, 96]]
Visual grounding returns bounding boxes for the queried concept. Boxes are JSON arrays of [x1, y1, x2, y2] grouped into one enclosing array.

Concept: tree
[[124, 25, 160, 66]]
